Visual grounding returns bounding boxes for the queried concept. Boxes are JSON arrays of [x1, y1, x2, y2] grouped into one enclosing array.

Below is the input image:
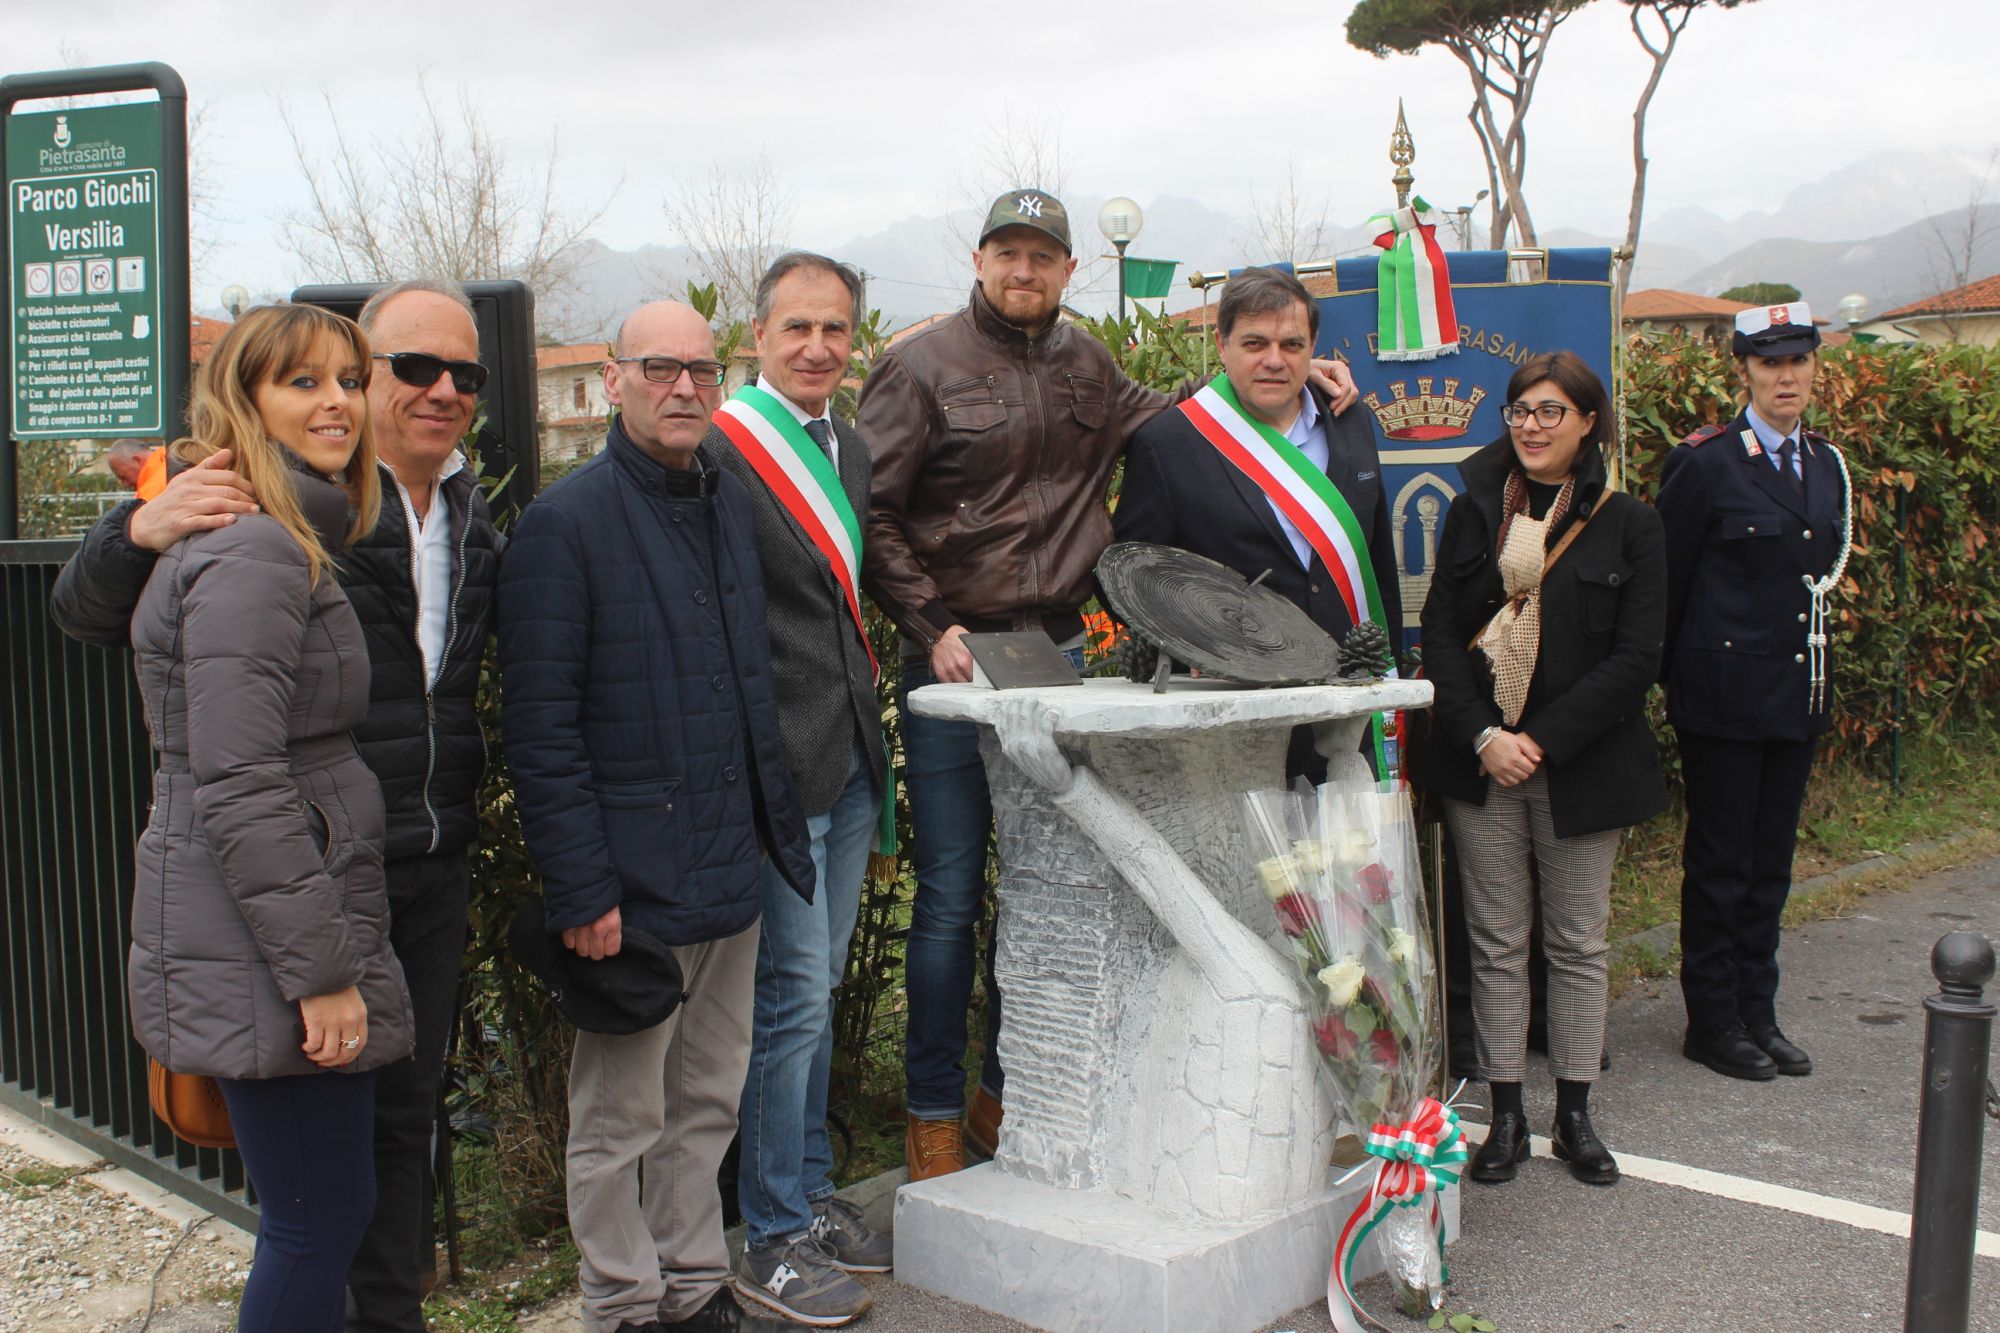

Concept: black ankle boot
[[1550, 1109, 1619, 1185], [1467, 1111, 1530, 1183]]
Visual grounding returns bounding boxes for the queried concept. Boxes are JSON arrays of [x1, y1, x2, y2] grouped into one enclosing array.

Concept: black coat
[[1113, 381, 1403, 644], [1417, 437, 1668, 838], [1655, 411, 1845, 741], [48, 459, 501, 862], [497, 422, 814, 945]]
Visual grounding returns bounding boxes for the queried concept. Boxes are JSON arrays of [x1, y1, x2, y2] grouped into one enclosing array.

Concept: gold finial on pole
[[1390, 99, 1415, 210]]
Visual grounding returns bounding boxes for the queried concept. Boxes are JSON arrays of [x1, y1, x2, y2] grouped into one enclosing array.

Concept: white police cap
[[1732, 301, 1821, 358]]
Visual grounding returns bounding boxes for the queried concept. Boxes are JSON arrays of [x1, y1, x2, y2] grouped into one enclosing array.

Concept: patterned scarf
[[1474, 470, 1577, 726]]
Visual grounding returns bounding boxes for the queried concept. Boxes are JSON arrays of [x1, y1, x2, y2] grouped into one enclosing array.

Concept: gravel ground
[[0, 1134, 251, 1333]]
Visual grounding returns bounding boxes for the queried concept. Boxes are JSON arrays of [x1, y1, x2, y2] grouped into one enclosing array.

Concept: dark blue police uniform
[[1657, 389, 1848, 1078]]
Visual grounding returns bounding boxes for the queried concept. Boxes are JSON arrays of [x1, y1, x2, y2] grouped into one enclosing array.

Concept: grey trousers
[[567, 920, 760, 1332], [1444, 771, 1621, 1084]]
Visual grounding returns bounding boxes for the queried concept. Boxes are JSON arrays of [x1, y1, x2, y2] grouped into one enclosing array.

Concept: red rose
[[1313, 1014, 1359, 1059], [1358, 862, 1394, 905], [1369, 1029, 1401, 1069], [1274, 892, 1322, 938]]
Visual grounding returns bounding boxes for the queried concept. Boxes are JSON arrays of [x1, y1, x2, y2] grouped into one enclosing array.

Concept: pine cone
[[1339, 621, 1392, 681]]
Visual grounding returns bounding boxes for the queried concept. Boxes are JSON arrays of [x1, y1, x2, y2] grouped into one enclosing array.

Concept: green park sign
[[7, 101, 165, 439]]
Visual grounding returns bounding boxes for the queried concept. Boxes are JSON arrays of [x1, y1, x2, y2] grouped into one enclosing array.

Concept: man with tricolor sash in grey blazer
[[707, 252, 892, 1328]]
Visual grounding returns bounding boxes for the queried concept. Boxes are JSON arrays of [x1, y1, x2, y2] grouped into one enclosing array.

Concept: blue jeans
[[900, 647, 1084, 1120], [737, 738, 878, 1249], [217, 1070, 378, 1333]]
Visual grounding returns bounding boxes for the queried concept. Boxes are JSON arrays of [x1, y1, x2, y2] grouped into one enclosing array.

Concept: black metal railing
[[0, 539, 253, 1230]]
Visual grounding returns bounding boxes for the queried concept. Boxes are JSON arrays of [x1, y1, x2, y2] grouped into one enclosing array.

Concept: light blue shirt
[[1745, 404, 1803, 482], [1266, 388, 1327, 569]]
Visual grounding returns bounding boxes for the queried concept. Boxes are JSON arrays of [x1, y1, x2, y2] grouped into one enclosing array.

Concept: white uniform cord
[[1801, 441, 1853, 714]]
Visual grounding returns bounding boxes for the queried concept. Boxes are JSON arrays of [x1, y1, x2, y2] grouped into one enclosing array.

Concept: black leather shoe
[[1550, 1110, 1619, 1185], [1683, 1025, 1778, 1081], [1467, 1111, 1531, 1183], [1747, 1024, 1812, 1076]]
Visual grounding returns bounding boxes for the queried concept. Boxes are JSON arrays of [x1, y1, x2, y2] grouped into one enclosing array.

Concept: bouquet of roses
[[1242, 780, 1463, 1329]]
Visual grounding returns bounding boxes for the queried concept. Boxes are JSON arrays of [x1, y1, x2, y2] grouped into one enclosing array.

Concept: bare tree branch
[[1246, 159, 1337, 265], [661, 155, 797, 327], [278, 76, 615, 336]]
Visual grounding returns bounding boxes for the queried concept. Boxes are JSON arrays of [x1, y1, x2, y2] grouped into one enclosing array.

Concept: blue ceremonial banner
[[1309, 247, 1617, 646]]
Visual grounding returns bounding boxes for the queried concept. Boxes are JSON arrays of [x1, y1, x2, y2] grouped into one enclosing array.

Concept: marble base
[[894, 1163, 1460, 1333]]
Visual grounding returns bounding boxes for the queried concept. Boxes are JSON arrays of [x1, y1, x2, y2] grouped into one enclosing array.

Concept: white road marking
[[1461, 1121, 2000, 1259]]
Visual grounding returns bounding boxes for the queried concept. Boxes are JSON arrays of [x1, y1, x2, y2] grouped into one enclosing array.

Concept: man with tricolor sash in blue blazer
[[705, 252, 893, 1327], [1115, 264, 1402, 779]]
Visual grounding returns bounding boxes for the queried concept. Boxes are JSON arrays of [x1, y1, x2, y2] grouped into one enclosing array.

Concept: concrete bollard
[[1903, 930, 1995, 1333]]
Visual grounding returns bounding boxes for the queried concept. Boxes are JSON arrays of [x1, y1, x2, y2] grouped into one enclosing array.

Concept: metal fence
[[0, 539, 254, 1231]]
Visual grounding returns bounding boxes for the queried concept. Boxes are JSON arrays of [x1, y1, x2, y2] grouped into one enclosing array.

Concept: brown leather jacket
[[858, 284, 1191, 647]]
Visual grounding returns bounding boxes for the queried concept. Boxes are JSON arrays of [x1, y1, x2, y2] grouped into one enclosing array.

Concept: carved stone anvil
[[893, 676, 1439, 1333]]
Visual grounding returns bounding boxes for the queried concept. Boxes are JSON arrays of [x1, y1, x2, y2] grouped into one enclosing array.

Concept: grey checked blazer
[[708, 412, 885, 816]]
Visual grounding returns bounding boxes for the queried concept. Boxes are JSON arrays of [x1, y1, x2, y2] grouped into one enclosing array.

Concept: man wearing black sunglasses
[[51, 279, 503, 1333]]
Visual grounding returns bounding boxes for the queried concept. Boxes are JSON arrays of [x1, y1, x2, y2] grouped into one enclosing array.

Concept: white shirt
[[1267, 388, 1329, 569], [391, 451, 464, 690], [756, 373, 839, 471]]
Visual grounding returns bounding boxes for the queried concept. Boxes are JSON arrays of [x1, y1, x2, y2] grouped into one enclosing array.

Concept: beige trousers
[[566, 921, 759, 1331]]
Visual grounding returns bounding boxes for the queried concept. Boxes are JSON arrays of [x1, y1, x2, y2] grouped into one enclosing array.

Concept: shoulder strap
[[1680, 424, 1726, 448], [1540, 495, 1599, 579]]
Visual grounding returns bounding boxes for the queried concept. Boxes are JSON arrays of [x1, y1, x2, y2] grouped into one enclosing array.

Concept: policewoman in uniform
[[1657, 302, 1851, 1081]]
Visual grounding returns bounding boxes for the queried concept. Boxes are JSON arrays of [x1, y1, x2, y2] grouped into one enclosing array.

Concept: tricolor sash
[[1177, 378, 1398, 774], [714, 385, 897, 860], [714, 385, 875, 679]]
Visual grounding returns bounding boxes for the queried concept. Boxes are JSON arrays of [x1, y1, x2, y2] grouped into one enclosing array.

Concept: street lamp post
[[1098, 197, 1144, 323], [220, 284, 249, 319]]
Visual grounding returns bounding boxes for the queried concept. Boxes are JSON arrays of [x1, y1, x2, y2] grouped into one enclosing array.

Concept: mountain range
[[537, 149, 1998, 340]]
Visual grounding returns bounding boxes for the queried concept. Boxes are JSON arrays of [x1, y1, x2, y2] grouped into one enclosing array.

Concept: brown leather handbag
[[147, 1059, 235, 1150]]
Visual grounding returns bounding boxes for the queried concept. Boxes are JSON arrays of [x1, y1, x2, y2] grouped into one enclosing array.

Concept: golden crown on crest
[[1364, 378, 1486, 442]]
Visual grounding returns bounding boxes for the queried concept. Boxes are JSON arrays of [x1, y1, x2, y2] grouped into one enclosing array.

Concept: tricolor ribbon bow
[[1368, 197, 1460, 363], [1329, 1096, 1468, 1332]]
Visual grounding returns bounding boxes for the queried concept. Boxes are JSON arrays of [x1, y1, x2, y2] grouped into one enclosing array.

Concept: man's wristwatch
[[1474, 726, 1504, 754]]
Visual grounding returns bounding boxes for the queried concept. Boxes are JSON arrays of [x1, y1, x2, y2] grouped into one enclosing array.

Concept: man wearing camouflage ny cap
[[859, 188, 1359, 1180]]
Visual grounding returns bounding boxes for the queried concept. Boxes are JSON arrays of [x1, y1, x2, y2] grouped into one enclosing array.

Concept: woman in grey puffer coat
[[127, 303, 412, 1333]]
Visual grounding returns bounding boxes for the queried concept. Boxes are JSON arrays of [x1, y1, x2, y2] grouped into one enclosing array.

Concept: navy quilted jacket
[[497, 422, 813, 944]]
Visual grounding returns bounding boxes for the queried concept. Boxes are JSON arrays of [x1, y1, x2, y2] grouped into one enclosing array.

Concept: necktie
[[1776, 437, 1805, 501], [803, 418, 833, 459]]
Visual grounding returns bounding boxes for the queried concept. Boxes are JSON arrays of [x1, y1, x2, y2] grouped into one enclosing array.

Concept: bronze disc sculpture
[[1096, 542, 1347, 688]]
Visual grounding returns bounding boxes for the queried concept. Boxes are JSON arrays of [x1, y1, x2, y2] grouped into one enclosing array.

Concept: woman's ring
[[341, 1036, 361, 1051]]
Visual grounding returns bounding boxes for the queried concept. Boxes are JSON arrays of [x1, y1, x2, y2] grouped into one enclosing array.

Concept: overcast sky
[[11, 0, 1995, 307]]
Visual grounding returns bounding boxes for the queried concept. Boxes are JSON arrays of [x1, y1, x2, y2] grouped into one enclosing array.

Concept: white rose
[[1318, 956, 1367, 1008], [1293, 839, 1328, 875], [1257, 854, 1301, 901], [1331, 827, 1375, 864], [1386, 928, 1417, 965]]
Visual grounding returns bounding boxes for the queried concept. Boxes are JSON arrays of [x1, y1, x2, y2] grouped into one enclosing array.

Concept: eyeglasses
[[373, 352, 489, 395], [1500, 401, 1578, 428], [613, 357, 728, 388]]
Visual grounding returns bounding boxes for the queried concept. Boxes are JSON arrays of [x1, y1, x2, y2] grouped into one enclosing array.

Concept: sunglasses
[[373, 352, 489, 395]]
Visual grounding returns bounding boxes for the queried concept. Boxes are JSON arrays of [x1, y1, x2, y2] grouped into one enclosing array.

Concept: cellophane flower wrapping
[[1242, 779, 1445, 1312]]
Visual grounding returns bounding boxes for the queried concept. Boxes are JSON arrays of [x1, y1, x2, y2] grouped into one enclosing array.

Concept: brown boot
[[905, 1115, 965, 1181], [965, 1087, 1004, 1159]]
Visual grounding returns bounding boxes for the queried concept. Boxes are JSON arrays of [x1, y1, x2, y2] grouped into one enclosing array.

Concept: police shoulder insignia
[[1680, 424, 1726, 448]]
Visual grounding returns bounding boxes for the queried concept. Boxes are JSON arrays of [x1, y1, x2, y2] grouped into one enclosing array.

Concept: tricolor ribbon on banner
[[1328, 1096, 1468, 1333], [1368, 197, 1459, 363]]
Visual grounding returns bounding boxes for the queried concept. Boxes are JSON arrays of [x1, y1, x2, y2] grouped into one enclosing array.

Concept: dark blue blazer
[[1656, 410, 1847, 741], [498, 423, 814, 944], [1113, 382, 1403, 642]]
